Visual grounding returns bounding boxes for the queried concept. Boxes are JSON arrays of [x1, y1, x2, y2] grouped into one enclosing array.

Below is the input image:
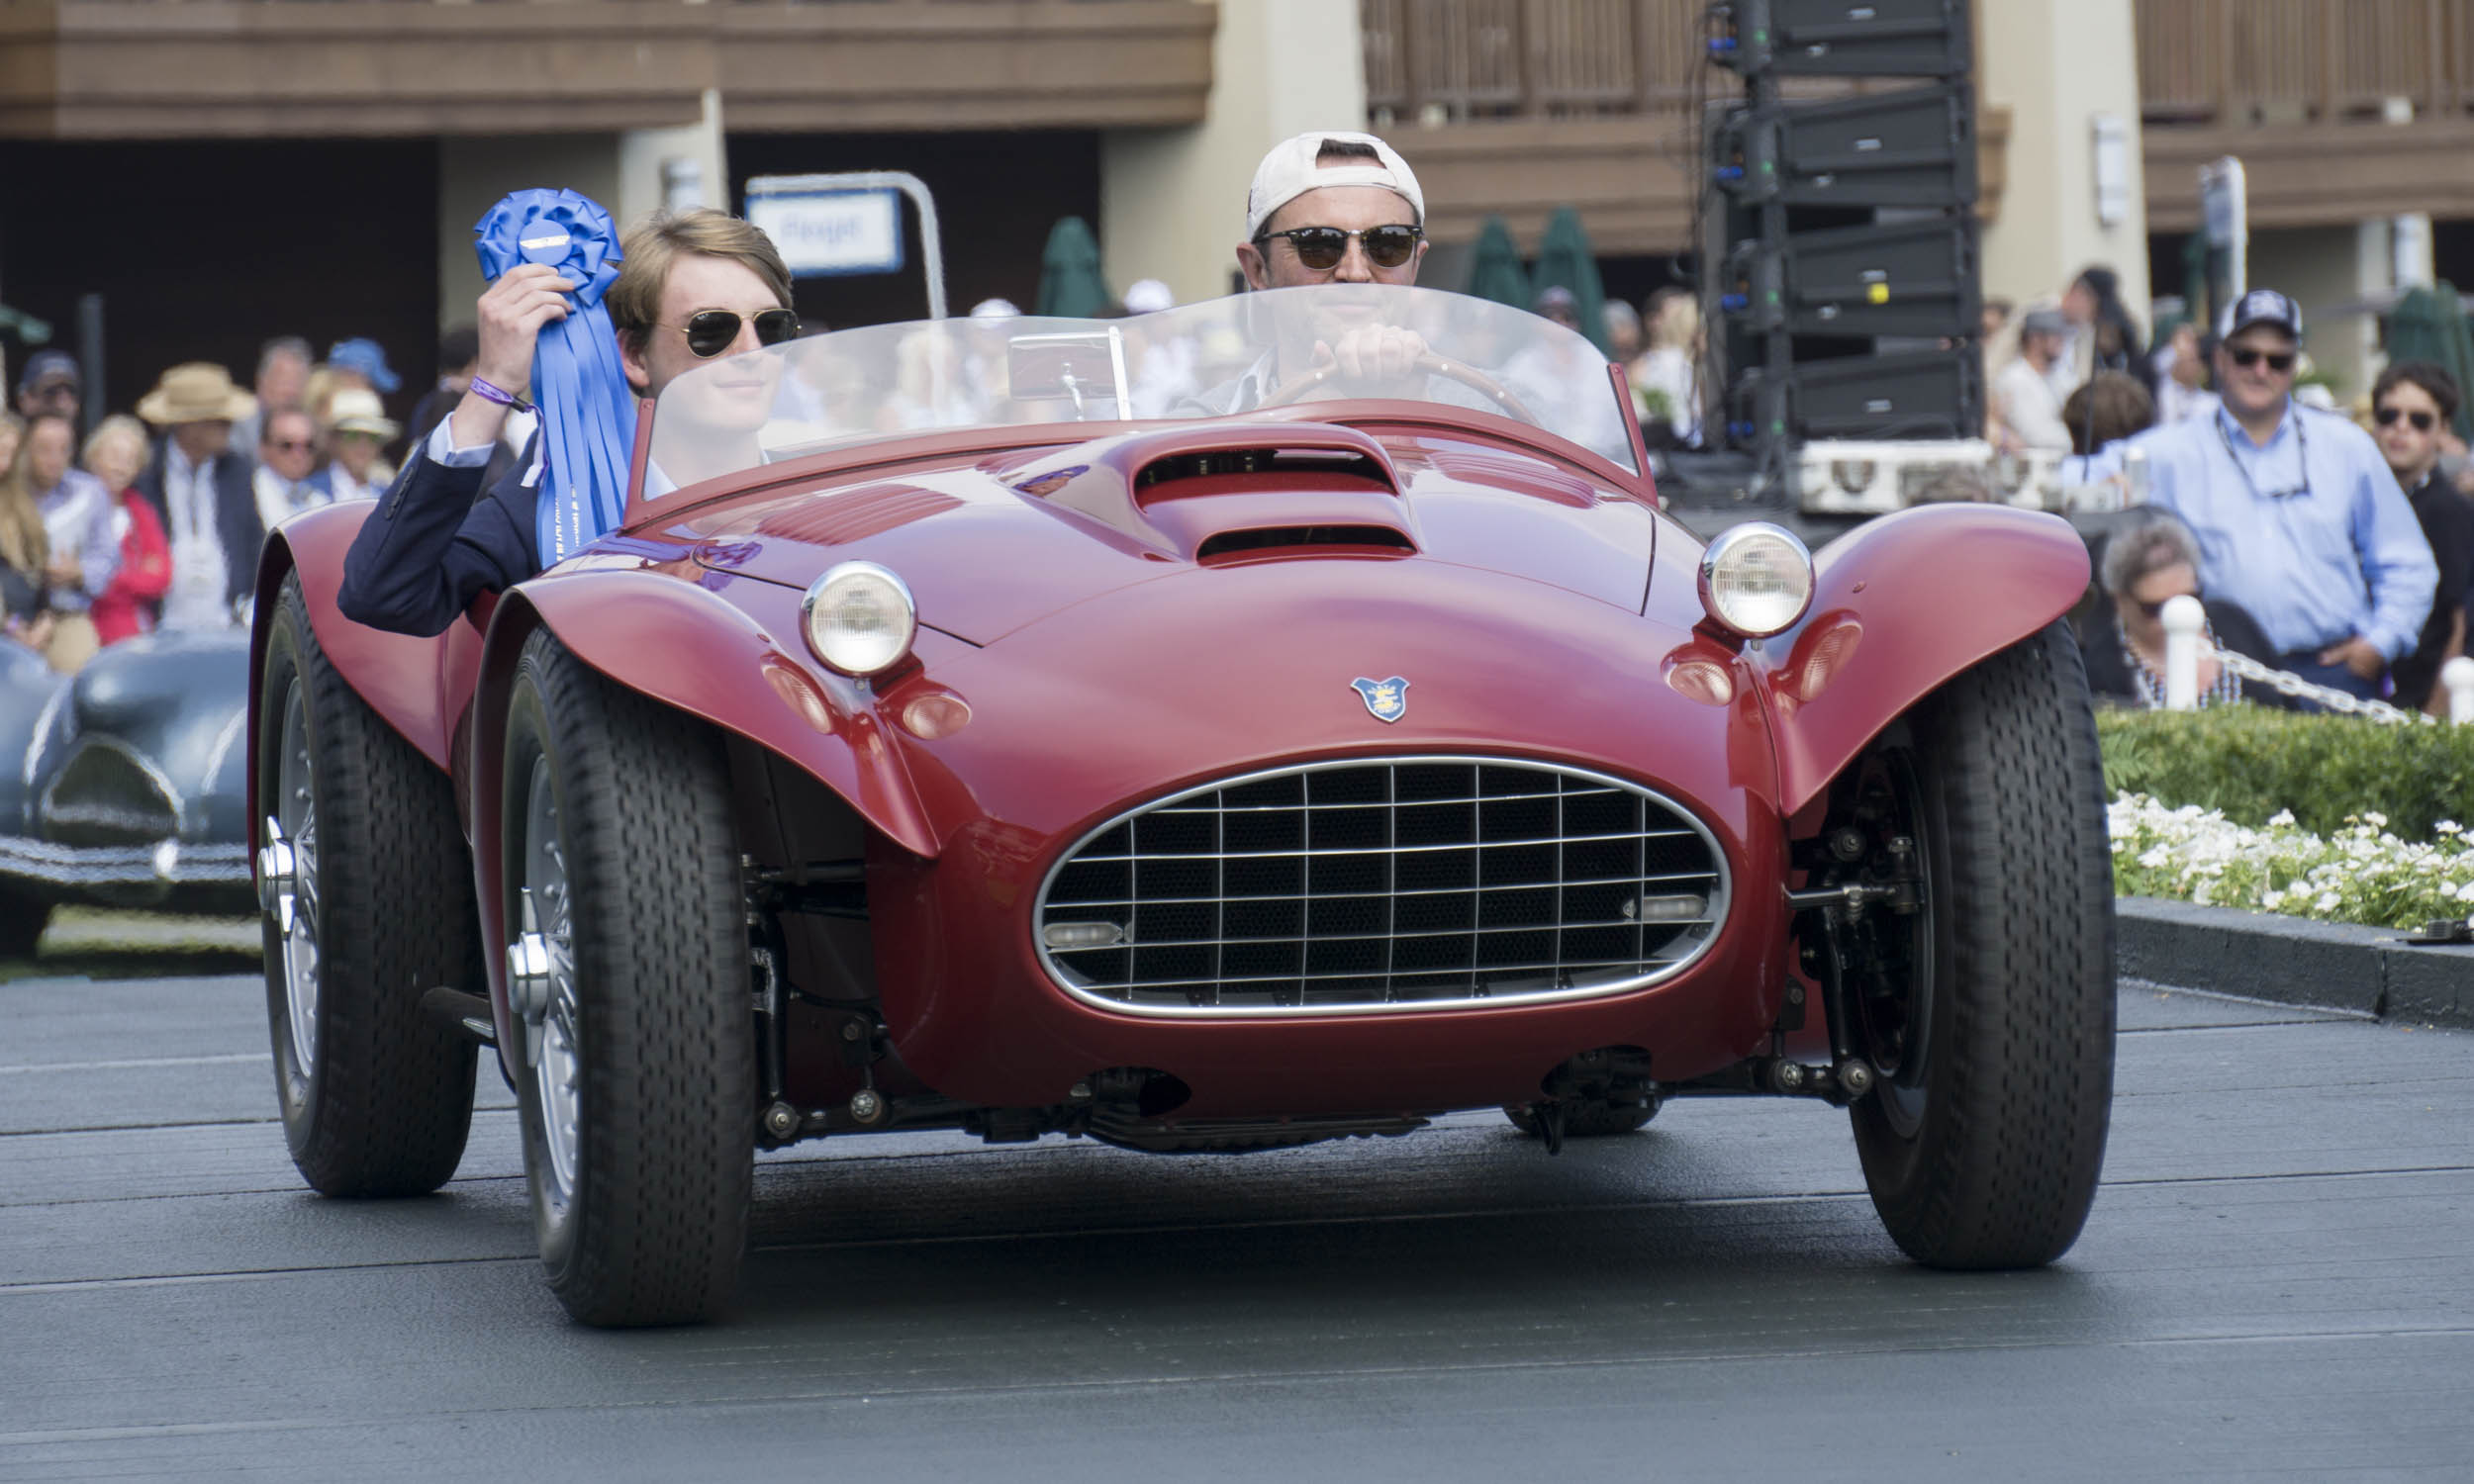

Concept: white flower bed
[[2110, 791, 2474, 930]]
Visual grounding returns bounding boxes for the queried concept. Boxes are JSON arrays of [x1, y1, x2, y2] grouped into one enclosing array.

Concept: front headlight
[[1697, 522, 1813, 638], [802, 561, 916, 677]]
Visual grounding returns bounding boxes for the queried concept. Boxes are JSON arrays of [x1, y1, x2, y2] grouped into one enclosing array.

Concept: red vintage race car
[[248, 285, 2112, 1328]]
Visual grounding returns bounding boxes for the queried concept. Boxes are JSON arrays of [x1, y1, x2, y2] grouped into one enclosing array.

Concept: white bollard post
[[2160, 595, 2205, 710], [2444, 656, 2474, 724]]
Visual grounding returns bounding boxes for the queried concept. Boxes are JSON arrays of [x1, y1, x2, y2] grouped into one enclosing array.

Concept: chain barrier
[[2205, 647, 2436, 726]]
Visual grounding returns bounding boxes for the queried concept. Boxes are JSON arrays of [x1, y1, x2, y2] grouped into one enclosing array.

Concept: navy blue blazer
[[337, 440, 542, 638]]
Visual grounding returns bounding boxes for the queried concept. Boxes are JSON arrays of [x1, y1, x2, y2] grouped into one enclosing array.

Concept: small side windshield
[[643, 284, 1638, 493]]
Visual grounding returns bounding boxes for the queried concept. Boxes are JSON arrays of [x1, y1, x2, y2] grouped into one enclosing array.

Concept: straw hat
[[136, 363, 256, 427], [326, 388, 400, 441]]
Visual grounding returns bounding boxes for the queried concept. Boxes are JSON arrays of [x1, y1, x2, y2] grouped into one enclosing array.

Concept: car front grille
[[1034, 757, 1729, 1016], [40, 738, 182, 848]]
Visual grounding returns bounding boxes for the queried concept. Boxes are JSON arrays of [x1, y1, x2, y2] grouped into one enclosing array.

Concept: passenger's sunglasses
[[2134, 595, 2194, 619], [267, 438, 315, 452], [2227, 347, 2297, 374], [2375, 406, 2437, 431], [671, 309, 802, 359], [1257, 225, 1424, 271]]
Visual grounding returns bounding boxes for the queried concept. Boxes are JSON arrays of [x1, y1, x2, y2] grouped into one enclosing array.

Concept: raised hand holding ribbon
[[474, 189, 635, 567]]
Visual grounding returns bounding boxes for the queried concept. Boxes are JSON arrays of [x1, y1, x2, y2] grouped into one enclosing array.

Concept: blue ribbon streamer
[[474, 189, 635, 566]]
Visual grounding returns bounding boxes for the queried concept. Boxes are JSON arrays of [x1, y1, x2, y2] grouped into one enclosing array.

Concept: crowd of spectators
[[1991, 269, 2471, 717], [1, 330, 432, 674]]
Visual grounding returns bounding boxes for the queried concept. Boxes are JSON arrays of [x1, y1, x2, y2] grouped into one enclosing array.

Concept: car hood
[[669, 422, 1662, 646]]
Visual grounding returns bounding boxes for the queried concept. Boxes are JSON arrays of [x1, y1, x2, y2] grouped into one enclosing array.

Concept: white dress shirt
[[161, 443, 235, 632], [421, 408, 671, 514], [1997, 356, 2073, 454], [254, 464, 331, 533]]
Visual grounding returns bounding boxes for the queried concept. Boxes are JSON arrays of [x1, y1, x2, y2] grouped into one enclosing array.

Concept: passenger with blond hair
[[339, 207, 799, 637], [0, 419, 49, 657]]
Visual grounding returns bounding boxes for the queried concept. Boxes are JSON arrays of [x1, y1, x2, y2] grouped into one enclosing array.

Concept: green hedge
[[2096, 705, 2474, 846]]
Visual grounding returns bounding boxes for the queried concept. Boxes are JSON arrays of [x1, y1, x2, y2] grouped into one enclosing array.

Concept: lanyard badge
[[2215, 408, 2311, 502]]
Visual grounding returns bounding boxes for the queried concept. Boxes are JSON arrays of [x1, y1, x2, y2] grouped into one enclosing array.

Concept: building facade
[[3, 0, 2467, 419]]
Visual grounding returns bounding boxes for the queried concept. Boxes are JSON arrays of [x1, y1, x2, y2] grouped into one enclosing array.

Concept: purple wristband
[[468, 376, 532, 414]]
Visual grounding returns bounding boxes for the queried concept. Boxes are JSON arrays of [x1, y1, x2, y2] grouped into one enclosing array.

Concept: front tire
[[503, 627, 753, 1328], [257, 573, 478, 1196], [1843, 620, 2114, 1269]]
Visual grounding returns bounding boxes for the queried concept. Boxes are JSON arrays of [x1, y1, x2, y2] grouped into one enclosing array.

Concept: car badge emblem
[[1350, 676, 1410, 723]]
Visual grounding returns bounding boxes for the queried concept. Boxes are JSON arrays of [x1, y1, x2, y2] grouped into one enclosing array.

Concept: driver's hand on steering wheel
[[1308, 325, 1429, 389]]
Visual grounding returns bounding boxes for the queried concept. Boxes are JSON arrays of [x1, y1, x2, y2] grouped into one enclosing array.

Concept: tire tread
[[267, 573, 478, 1197], [1855, 620, 2115, 1268], [515, 627, 751, 1327]]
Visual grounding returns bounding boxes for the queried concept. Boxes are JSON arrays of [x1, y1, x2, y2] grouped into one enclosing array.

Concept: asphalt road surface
[[3, 963, 2469, 1482]]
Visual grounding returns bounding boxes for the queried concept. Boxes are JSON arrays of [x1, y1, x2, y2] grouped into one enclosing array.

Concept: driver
[[337, 208, 797, 638], [1187, 131, 1433, 414]]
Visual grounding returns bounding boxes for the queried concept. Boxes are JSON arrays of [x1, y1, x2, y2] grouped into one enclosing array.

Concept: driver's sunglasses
[[2135, 594, 2195, 619], [2228, 347, 2297, 373], [2375, 405, 2437, 431], [673, 309, 802, 359], [1258, 225, 1424, 271]]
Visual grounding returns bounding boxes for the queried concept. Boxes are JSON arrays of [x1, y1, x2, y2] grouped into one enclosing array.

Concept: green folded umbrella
[[0, 304, 51, 346], [2383, 284, 2474, 440], [1036, 217, 1114, 320], [1531, 206, 1611, 356], [1463, 216, 1532, 310]]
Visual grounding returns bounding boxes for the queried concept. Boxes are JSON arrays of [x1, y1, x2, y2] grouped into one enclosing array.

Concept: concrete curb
[[2116, 896, 2474, 1029]]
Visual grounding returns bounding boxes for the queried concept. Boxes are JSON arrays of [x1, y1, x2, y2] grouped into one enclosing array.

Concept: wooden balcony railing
[[2135, 0, 2463, 125], [1367, 0, 2474, 131], [1362, 0, 1715, 124]]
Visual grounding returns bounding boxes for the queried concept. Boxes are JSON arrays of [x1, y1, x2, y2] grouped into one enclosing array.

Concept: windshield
[[642, 284, 1639, 493]]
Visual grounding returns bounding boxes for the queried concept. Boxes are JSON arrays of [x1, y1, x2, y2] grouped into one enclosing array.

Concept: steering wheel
[[1256, 349, 1539, 424]]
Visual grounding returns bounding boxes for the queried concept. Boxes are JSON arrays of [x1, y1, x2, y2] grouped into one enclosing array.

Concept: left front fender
[[464, 567, 940, 1066], [1758, 504, 2090, 815]]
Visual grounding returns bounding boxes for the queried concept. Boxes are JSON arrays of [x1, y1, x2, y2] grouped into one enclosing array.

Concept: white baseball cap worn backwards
[[1246, 131, 1425, 240]]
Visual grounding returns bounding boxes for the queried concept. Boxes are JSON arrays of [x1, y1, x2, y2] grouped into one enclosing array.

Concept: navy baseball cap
[[2220, 288, 2303, 342], [16, 349, 80, 396]]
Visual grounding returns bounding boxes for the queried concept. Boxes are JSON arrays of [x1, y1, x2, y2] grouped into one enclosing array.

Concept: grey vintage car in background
[[0, 631, 252, 955]]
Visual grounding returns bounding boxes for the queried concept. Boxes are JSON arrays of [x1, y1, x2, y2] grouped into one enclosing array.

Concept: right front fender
[[1757, 503, 2092, 816]]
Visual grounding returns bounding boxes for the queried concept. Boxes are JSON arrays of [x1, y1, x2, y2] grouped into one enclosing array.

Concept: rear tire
[[1845, 620, 2114, 1269], [504, 626, 753, 1328], [257, 573, 478, 1196]]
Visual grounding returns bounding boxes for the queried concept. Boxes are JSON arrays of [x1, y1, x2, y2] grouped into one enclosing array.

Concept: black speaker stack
[[1701, 0, 1983, 483]]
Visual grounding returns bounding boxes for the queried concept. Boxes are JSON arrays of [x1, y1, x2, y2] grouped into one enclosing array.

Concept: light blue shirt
[[2123, 401, 2436, 661], [36, 469, 120, 614]]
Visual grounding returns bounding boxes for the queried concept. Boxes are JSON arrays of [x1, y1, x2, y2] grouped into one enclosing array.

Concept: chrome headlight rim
[[800, 560, 918, 678], [1697, 521, 1815, 639]]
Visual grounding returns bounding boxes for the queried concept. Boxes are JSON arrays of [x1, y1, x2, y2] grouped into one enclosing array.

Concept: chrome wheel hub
[[269, 679, 321, 1078], [255, 821, 297, 930], [520, 760, 581, 1203]]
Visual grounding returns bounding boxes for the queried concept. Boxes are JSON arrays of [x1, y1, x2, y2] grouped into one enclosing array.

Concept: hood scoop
[[1135, 445, 1392, 495], [1015, 422, 1417, 563], [1193, 523, 1416, 562]]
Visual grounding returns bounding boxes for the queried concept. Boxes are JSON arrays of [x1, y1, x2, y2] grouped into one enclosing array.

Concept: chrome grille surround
[[1033, 757, 1732, 1017]]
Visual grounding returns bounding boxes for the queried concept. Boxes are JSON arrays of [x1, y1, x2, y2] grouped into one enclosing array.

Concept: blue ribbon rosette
[[474, 189, 635, 566]]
